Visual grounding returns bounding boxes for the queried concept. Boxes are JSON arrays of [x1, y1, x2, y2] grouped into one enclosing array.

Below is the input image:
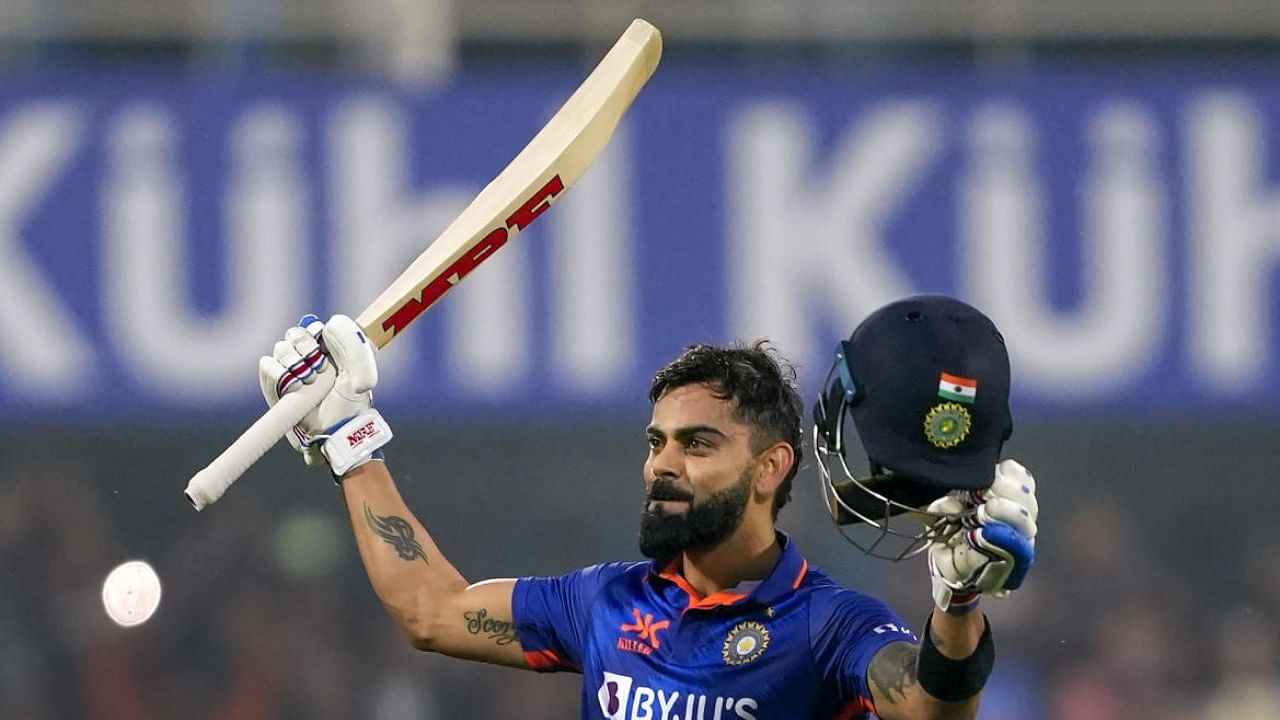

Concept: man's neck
[[680, 521, 781, 598]]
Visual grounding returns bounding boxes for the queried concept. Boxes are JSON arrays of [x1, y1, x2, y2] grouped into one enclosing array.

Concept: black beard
[[639, 466, 754, 560]]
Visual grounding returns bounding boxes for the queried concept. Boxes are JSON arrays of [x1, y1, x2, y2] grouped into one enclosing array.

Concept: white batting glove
[[926, 459, 1038, 612], [258, 316, 330, 466], [258, 314, 392, 475]]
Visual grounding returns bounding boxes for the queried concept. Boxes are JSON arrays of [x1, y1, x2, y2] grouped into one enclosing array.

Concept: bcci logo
[[722, 621, 770, 666], [924, 402, 972, 449]]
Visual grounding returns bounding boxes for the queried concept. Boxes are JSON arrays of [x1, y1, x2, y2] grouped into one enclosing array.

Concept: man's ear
[[753, 441, 795, 496]]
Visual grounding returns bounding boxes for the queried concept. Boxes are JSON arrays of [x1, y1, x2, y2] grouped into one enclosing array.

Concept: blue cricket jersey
[[512, 534, 917, 720]]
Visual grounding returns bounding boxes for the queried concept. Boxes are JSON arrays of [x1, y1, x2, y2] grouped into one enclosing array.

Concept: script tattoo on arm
[[363, 504, 429, 564], [463, 608, 518, 645], [869, 642, 920, 705]]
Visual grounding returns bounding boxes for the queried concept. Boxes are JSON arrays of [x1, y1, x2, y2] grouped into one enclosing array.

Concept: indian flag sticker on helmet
[[937, 372, 978, 404]]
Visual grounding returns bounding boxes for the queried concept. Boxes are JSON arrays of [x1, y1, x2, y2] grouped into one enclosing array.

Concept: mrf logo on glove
[[347, 419, 382, 447], [322, 410, 394, 476], [258, 314, 393, 476]]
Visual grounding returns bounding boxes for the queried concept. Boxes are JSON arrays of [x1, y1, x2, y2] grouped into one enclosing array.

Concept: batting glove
[[258, 314, 392, 475], [926, 459, 1038, 612]]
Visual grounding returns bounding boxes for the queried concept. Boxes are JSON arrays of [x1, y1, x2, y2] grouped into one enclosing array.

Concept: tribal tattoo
[[463, 608, 518, 645], [869, 642, 920, 704], [364, 504, 429, 564]]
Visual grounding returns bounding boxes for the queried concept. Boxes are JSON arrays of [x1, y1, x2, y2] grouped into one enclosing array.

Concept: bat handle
[[184, 373, 335, 511]]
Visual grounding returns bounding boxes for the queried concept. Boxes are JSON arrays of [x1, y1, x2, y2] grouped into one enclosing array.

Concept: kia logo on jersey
[[595, 672, 759, 720]]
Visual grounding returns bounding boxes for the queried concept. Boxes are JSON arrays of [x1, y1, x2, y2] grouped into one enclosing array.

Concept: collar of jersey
[[648, 531, 809, 611]]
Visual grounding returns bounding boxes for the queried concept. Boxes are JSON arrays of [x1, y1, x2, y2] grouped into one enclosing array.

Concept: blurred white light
[[101, 559, 162, 627]]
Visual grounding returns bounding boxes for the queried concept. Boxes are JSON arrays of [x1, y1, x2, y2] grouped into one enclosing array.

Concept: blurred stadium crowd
[[3, 2, 1280, 719], [3, 421, 1280, 720]]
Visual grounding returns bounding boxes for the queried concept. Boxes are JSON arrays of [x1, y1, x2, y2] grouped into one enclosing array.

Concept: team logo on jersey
[[924, 402, 972, 449], [722, 621, 770, 666]]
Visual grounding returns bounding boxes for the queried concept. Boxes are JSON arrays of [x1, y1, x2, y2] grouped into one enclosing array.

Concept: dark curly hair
[[649, 340, 804, 518]]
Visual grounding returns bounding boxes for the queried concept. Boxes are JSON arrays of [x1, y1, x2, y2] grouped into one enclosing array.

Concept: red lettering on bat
[[381, 174, 565, 337], [383, 227, 508, 334], [506, 174, 565, 231]]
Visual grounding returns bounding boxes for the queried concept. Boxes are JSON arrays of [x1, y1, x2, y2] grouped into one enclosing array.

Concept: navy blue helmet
[[813, 295, 1013, 560]]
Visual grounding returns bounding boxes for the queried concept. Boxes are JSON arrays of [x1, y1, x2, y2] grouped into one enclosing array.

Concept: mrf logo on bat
[[382, 174, 566, 336]]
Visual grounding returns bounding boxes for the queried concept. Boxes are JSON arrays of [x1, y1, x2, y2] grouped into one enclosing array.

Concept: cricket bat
[[185, 19, 662, 511]]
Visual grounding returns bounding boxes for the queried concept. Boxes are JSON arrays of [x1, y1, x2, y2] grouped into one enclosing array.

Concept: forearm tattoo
[[869, 642, 920, 704], [463, 608, 517, 645], [364, 504, 429, 564]]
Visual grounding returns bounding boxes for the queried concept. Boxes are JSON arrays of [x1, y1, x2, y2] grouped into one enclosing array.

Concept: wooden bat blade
[[355, 18, 662, 348], [184, 19, 662, 510]]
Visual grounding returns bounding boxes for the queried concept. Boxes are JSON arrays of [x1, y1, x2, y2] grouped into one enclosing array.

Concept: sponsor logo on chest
[[598, 672, 759, 720], [617, 607, 670, 657]]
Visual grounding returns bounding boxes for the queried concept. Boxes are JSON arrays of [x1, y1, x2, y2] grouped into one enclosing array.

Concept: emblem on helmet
[[722, 621, 770, 666], [924, 402, 972, 448]]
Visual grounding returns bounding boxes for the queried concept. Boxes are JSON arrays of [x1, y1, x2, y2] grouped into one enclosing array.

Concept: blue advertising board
[[0, 68, 1277, 421]]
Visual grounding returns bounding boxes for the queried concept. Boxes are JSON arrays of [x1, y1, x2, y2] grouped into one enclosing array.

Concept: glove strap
[[319, 410, 393, 476], [931, 575, 980, 613], [929, 550, 981, 613], [944, 592, 980, 614]]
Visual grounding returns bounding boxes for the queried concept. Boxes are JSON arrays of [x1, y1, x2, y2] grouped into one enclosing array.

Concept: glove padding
[[926, 459, 1038, 611], [258, 314, 382, 470]]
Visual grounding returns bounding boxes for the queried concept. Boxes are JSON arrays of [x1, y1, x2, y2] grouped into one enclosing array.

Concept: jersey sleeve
[[809, 590, 918, 708], [512, 562, 635, 674]]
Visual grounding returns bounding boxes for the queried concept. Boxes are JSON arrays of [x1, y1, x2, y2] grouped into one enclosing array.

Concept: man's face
[[640, 383, 760, 559]]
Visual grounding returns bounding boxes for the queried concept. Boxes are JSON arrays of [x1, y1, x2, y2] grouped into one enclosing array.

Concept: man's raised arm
[[339, 461, 528, 667], [868, 459, 1038, 720], [867, 609, 987, 720], [257, 314, 530, 669]]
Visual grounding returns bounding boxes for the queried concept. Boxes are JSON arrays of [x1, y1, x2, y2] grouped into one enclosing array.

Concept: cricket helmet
[[813, 295, 1013, 560]]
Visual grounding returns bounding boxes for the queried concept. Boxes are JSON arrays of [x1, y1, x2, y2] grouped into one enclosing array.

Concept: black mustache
[[647, 481, 694, 503]]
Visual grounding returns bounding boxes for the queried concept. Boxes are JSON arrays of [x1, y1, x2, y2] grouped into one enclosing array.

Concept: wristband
[[320, 410, 394, 476], [917, 614, 994, 702]]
